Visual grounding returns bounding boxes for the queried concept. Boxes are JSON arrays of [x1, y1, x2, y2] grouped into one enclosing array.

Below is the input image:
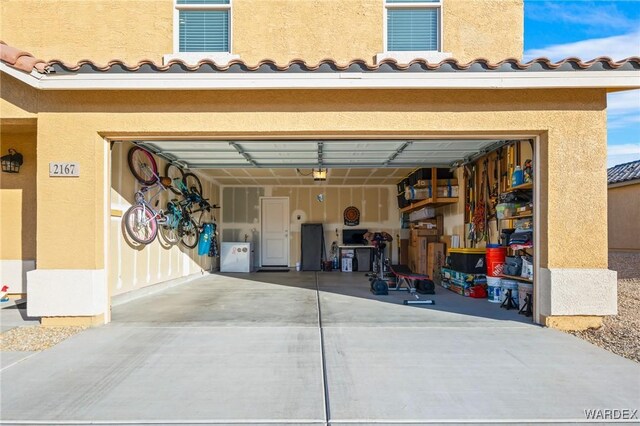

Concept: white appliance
[[220, 242, 253, 272]]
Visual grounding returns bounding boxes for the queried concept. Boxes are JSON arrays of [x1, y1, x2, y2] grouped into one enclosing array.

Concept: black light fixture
[[1, 149, 23, 173]]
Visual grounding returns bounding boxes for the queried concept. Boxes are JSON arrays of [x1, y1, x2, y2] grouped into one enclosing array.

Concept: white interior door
[[261, 197, 290, 266]]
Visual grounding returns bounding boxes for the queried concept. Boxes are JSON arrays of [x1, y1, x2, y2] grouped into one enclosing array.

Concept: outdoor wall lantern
[[1, 149, 23, 173]]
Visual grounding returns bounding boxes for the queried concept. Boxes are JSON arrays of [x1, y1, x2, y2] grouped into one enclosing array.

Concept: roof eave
[[608, 178, 640, 188], [2, 62, 639, 91]]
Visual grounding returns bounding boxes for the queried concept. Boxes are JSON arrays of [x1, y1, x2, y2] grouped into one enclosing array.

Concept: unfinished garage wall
[[109, 142, 220, 297], [221, 185, 399, 267], [0, 129, 37, 294]]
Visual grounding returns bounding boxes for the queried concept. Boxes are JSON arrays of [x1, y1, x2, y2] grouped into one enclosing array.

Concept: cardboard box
[[440, 235, 460, 252], [341, 249, 354, 258], [427, 242, 446, 279], [412, 215, 443, 236], [341, 258, 352, 272]]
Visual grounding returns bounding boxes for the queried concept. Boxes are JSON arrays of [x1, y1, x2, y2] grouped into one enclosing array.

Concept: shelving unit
[[397, 167, 459, 216], [500, 274, 533, 283], [503, 182, 533, 193], [400, 197, 458, 214], [505, 213, 533, 219]]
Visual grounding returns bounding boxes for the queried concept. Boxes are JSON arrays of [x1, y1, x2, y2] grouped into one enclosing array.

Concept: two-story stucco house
[[1, 0, 638, 330]]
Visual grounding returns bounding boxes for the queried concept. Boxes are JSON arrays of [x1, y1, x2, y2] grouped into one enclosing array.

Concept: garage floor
[[1, 272, 639, 424]]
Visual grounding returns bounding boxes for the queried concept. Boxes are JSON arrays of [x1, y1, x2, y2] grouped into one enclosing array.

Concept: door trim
[[259, 197, 290, 267]]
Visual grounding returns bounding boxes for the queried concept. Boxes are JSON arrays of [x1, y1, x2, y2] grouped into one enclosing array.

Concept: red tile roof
[[46, 56, 640, 73], [0, 41, 638, 74], [0, 41, 48, 73]]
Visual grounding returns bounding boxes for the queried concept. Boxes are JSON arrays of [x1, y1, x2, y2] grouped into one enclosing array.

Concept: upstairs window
[[176, 0, 231, 53], [385, 0, 441, 52]]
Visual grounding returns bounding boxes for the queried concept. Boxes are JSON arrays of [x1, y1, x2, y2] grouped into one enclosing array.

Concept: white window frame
[[377, 0, 451, 64], [163, 0, 239, 65]]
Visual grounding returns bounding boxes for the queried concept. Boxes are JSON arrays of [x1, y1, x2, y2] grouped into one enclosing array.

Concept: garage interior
[[109, 137, 536, 323]]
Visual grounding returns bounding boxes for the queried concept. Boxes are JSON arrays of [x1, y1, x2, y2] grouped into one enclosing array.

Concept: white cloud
[[609, 143, 640, 157], [607, 90, 640, 113], [524, 31, 640, 61], [608, 143, 640, 168], [607, 90, 640, 129]]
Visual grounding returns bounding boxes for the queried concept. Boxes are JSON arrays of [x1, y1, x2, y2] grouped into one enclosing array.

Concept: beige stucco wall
[[608, 182, 640, 251], [0, 0, 173, 65], [0, 130, 37, 261], [109, 142, 220, 297], [233, 0, 383, 64], [443, 0, 523, 62], [0, 74, 38, 121], [1, 0, 523, 64], [20, 87, 607, 274]]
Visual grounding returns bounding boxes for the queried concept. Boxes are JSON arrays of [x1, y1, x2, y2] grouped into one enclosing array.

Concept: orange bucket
[[486, 245, 506, 277]]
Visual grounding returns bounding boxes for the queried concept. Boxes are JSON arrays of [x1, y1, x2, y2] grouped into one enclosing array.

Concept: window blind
[[179, 10, 229, 52], [387, 8, 438, 51], [177, 0, 229, 4], [387, 0, 438, 2]]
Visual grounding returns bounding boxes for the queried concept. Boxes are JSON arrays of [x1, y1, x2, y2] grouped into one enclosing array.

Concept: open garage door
[[109, 137, 536, 323]]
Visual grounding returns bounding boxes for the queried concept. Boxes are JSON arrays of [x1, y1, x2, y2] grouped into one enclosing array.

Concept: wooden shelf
[[400, 197, 459, 214], [501, 274, 534, 283], [500, 213, 533, 220], [503, 182, 533, 193]]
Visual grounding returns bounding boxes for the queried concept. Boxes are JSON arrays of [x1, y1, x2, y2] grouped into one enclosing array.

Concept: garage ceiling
[[136, 138, 502, 185]]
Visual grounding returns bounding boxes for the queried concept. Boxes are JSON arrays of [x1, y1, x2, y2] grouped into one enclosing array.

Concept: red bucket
[[486, 245, 506, 277]]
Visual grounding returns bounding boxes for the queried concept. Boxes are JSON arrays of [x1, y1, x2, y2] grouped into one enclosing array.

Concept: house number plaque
[[49, 162, 80, 177]]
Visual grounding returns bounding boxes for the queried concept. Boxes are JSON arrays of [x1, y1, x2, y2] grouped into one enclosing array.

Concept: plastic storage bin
[[447, 248, 487, 274]]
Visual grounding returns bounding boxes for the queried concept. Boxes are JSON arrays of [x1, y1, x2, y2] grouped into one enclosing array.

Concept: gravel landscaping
[[569, 252, 640, 363], [0, 326, 87, 352]]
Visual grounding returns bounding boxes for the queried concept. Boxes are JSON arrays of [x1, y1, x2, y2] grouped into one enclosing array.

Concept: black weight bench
[[389, 264, 435, 305]]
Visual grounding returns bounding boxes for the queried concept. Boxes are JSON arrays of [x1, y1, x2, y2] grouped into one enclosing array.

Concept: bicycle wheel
[[128, 146, 158, 186], [183, 172, 203, 196], [124, 205, 158, 245], [158, 214, 180, 245], [165, 163, 185, 195], [180, 218, 200, 249]]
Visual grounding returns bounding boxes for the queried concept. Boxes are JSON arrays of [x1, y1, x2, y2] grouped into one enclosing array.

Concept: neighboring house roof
[[608, 160, 640, 185], [0, 41, 48, 73], [0, 41, 639, 75]]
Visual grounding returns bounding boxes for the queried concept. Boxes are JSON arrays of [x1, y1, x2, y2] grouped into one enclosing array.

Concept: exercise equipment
[[365, 231, 393, 295], [389, 265, 435, 305], [365, 232, 435, 305]]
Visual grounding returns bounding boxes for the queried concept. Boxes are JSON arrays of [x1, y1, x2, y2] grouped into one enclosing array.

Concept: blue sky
[[523, 0, 640, 167]]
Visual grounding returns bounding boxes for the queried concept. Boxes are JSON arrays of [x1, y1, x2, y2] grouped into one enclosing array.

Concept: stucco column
[[537, 105, 617, 329], [26, 117, 108, 325]]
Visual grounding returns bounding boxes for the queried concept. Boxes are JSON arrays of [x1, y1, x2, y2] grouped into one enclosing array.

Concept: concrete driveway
[[1, 272, 639, 425]]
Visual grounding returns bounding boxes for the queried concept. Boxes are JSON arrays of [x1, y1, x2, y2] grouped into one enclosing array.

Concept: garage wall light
[[1, 149, 23, 173], [313, 168, 327, 182]]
